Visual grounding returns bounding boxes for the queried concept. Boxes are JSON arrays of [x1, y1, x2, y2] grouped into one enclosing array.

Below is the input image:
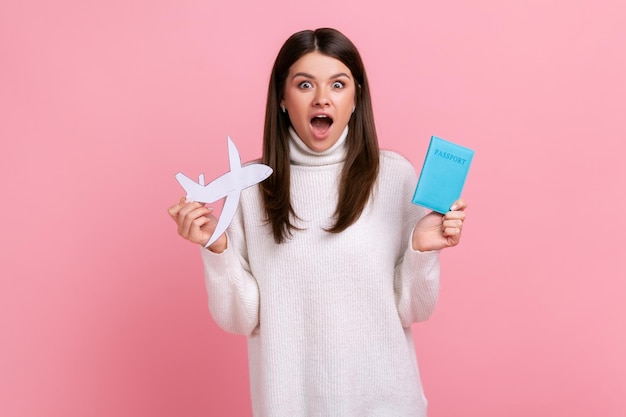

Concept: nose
[[313, 89, 330, 107]]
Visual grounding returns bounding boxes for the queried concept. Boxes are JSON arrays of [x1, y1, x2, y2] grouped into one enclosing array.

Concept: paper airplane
[[175, 136, 273, 247]]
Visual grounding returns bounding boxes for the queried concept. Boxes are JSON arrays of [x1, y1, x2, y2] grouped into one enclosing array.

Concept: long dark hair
[[261, 28, 380, 243]]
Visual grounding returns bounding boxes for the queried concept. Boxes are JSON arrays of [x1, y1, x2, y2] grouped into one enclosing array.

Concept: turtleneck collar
[[289, 126, 349, 167]]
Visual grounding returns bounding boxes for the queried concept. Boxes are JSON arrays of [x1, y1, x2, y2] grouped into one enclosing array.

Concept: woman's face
[[281, 52, 356, 152]]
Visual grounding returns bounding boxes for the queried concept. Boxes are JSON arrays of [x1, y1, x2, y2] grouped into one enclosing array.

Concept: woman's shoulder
[[378, 150, 418, 191], [379, 149, 416, 175]]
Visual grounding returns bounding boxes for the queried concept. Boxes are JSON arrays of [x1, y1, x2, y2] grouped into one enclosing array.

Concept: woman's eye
[[298, 81, 313, 89], [332, 81, 345, 89]]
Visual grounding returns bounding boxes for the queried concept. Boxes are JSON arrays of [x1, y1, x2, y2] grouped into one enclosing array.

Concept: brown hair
[[261, 28, 380, 243]]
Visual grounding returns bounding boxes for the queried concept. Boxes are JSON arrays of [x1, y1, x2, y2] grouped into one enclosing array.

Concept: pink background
[[1, 1, 625, 416]]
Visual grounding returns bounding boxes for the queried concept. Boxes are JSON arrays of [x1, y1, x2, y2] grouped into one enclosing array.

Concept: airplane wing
[[205, 189, 241, 248], [227, 136, 241, 174]]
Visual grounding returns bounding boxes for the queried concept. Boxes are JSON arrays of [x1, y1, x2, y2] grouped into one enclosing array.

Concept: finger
[[442, 218, 463, 230], [176, 201, 206, 222], [449, 198, 468, 212], [179, 205, 214, 238], [179, 205, 213, 237], [189, 216, 213, 241], [167, 204, 180, 220], [167, 197, 187, 219], [168, 196, 194, 220], [177, 214, 213, 245], [443, 211, 466, 222], [443, 225, 462, 239]]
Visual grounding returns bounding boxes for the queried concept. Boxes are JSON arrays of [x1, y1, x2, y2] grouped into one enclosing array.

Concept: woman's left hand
[[412, 198, 467, 252]]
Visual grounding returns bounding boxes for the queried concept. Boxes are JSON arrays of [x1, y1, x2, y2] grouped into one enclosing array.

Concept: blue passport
[[412, 136, 475, 213]]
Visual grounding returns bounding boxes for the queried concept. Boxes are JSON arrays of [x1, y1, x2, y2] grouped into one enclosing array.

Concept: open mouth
[[310, 115, 333, 136]]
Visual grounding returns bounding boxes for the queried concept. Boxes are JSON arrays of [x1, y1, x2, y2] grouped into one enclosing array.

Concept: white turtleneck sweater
[[200, 127, 440, 417]]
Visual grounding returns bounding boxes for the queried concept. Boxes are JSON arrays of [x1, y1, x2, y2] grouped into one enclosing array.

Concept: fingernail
[[450, 204, 458, 211]]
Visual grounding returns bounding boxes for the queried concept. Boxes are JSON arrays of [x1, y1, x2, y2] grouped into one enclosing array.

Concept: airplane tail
[[174, 172, 217, 203]]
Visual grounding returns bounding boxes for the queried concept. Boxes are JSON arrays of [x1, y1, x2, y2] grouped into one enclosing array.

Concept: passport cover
[[412, 136, 475, 213]]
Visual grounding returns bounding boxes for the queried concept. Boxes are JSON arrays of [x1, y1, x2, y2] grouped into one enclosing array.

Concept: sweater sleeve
[[200, 205, 260, 336], [394, 239, 440, 327], [392, 156, 441, 328]]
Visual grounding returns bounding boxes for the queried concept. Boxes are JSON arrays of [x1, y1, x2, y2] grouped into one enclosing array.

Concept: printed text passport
[[412, 136, 475, 213]]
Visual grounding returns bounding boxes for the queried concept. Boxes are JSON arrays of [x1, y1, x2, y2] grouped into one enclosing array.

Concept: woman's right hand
[[167, 197, 228, 253]]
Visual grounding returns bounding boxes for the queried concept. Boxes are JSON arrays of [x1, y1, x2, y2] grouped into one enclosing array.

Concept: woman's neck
[[288, 126, 349, 167]]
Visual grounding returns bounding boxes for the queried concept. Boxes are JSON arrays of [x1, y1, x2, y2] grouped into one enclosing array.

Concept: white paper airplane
[[174, 136, 273, 248]]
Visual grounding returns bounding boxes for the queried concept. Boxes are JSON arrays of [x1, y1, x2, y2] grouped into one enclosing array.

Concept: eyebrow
[[291, 72, 352, 80]]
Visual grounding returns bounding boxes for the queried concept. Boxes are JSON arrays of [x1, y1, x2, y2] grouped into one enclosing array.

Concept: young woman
[[169, 27, 467, 417]]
